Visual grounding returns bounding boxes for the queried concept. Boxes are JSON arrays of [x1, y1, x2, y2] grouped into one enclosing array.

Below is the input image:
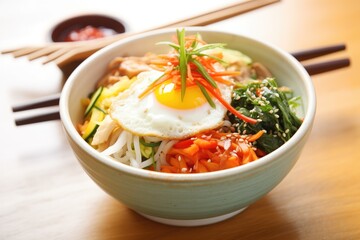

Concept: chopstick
[[12, 43, 350, 126], [1, 0, 281, 67], [302, 58, 350, 75], [14, 108, 60, 126], [289, 43, 350, 75], [12, 93, 60, 112], [12, 93, 60, 126], [291, 44, 346, 61]]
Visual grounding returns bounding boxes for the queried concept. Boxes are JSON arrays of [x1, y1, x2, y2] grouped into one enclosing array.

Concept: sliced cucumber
[[82, 108, 105, 142], [84, 86, 104, 117], [84, 125, 100, 142]]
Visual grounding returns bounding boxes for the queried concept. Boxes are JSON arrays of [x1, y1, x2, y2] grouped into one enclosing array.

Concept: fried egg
[[109, 70, 232, 139]]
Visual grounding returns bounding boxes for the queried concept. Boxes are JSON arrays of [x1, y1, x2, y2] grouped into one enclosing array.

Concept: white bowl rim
[[60, 27, 316, 182]]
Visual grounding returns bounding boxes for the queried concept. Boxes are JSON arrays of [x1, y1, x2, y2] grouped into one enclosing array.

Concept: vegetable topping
[[77, 29, 303, 173]]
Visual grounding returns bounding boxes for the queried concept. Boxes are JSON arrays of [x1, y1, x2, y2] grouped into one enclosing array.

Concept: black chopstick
[[291, 43, 346, 61], [303, 58, 350, 75], [14, 108, 60, 126], [12, 44, 350, 126], [12, 93, 60, 112]]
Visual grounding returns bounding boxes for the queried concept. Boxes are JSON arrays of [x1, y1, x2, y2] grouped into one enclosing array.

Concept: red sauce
[[65, 25, 116, 42]]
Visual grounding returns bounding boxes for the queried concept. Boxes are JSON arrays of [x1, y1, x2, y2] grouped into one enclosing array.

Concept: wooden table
[[1, 0, 359, 239]]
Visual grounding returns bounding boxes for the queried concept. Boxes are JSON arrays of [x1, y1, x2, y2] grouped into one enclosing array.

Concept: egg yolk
[[154, 80, 208, 109]]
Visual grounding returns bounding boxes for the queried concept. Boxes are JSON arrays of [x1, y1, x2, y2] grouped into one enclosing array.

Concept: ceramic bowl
[[59, 27, 316, 226]]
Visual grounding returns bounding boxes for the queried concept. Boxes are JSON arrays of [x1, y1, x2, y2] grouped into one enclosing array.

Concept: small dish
[[51, 14, 126, 42]]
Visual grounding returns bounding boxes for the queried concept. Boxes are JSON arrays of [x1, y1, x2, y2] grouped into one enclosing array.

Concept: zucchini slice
[[82, 108, 105, 141], [84, 86, 104, 117]]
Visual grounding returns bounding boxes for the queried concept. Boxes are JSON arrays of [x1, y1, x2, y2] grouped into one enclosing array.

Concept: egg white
[[109, 70, 232, 139]]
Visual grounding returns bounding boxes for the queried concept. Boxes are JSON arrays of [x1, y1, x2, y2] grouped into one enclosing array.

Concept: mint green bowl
[[60, 27, 316, 226]]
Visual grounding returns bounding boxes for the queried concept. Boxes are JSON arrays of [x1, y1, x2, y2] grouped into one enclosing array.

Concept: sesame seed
[[224, 139, 231, 150]]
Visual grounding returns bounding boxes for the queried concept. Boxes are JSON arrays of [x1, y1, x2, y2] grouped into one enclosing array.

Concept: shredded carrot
[[247, 130, 265, 142], [211, 76, 233, 86], [184, 35, 207, 45], [161, 165, 178, 173], [193, 139, 217, 149], [168, 143, 199, 159], [201, 160, 220, 172], [196, 78, 257, 124], [161, 129, 265, 173], [220, 156, 240, 169], [173, 139, 194, 149], [186, 63, 194, 84], [198, 57, 216, 72], [210, 71, 241, 77], [138, 67, 173, 99], [194, 161, 208, 173], [139, 35, 257, 124]]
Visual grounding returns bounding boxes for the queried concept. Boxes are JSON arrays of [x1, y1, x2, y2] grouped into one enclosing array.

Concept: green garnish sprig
[[156, 29, 226, 104]]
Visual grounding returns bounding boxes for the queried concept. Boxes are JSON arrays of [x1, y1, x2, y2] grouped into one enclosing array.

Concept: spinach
[[228, 78, 302, 153]]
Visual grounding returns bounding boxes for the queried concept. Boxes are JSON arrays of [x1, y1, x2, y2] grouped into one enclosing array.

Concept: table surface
[[1, 0, 360, 239]]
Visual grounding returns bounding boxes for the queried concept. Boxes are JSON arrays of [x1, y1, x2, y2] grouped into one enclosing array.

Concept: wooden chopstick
[[1, 0, 281, 66], [54, 0, 281, 67], [150, 0, 281, 29], [12, 44, 350, 126]]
